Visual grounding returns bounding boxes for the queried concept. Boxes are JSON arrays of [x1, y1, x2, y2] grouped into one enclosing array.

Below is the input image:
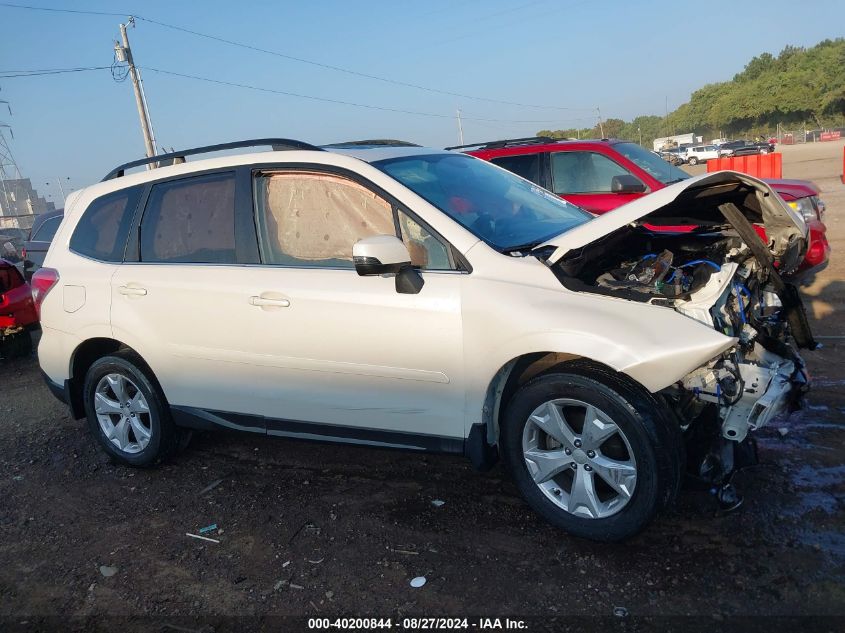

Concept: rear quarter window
[[69, 187, 142, 262]]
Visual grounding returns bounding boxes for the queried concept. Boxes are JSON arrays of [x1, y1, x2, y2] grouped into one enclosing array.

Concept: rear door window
[[70, 188, 142, 262], [550, 151, 631, 194], [140, 172, 237, 264], [490, 154, 542, 185]]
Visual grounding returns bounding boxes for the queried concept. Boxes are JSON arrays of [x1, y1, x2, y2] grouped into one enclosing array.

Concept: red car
[[459, 137, 829, 279], [0, 257, 38, 358]]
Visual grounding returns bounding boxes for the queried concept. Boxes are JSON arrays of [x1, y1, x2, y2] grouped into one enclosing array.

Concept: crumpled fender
[[463, 276, 736, 401]]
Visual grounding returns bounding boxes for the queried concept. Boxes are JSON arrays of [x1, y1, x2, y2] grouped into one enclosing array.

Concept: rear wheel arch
[[68, 338, 164, 418]]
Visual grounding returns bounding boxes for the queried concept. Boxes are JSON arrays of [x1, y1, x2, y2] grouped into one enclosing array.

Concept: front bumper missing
[[720, 360, 808, 441]]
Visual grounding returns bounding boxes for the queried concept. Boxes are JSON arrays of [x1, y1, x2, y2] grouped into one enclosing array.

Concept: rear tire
[[501, 367, 680, 542], [83, 351, 184, 467]]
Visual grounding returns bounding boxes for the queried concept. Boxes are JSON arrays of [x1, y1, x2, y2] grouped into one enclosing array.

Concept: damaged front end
[[537, 171, 816, 496]]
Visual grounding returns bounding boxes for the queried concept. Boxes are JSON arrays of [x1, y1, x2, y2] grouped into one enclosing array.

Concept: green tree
[[538, 38, 845, 144]]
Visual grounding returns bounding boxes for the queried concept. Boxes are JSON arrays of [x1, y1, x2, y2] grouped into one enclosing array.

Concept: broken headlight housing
[[787, 197, 819, 223]]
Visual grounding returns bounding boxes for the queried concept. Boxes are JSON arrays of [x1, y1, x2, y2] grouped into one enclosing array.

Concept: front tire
[[83, 352, 183, 467], [687, 156, 699, 165], [501, 368, 680, 542]]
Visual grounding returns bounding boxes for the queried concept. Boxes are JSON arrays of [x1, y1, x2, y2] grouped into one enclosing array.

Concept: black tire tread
[[82, 350, 184, 467], [501, 361, 682, 541]]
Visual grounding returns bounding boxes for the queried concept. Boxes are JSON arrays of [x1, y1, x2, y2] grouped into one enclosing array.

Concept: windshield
[[614, 142, 691, 185], [374, 153, 592, 251]]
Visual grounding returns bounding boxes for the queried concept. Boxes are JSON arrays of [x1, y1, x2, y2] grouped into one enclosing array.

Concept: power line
[[0, 1, 594, 112], [0, 60, 580, 125], [0, 2, 124, 16], [141, 66, 573, 125], [0, 66, 111, 77], [135, 15, 593, 112]]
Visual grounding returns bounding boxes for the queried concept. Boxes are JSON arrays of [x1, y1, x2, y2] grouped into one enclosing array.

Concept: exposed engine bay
[[545, 175, 817, 499]]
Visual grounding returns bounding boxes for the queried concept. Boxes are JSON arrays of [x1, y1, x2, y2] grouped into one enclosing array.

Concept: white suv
[[35, 139, 814, 541], [684, 144, 721, 165]]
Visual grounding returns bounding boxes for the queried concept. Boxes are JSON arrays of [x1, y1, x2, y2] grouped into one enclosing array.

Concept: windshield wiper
[[502, 240, 542, 254]]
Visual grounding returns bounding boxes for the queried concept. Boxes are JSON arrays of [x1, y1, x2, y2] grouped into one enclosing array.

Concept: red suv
[[459, 137, 829, 278]]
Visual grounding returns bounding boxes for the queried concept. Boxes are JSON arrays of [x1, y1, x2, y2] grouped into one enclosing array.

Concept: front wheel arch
[[484, 354, 651, 450], [500, 363, 683, 540]]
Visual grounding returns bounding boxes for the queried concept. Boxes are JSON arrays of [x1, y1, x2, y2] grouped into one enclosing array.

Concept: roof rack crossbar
[[445, 136, 559, 151], [102, 138, 323, 181]]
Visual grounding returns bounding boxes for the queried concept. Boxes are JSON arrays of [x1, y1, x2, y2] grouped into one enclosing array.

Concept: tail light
[[31, 267, 59, 318], [803, 222, 830, 269], [21, 247, 27, 260]]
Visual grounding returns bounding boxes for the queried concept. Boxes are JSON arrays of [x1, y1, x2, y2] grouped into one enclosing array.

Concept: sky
[[1, 0, 844, 204]]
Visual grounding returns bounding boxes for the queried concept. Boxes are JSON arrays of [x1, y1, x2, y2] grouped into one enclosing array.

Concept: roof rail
[[444, 136, 559, 151], [102, 138, 323, 181], [322, 139, 421, 148]]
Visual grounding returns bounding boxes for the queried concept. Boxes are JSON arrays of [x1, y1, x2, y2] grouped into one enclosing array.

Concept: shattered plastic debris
[[99, 566, 118, 578], [778, 427, 790, 437], [613, 606, 629, 618], [431, 499, 445, 507], [410, 576, 427, 588], [199, 523, 218, 534]]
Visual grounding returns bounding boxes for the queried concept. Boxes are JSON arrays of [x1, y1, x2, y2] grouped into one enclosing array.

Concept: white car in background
[[684, 144, 721, 165], [34, 139, 814, 541]]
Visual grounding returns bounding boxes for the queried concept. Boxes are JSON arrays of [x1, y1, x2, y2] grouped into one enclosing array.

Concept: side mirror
[[611, 174, 647, 194], [352, 235, 424, 295]]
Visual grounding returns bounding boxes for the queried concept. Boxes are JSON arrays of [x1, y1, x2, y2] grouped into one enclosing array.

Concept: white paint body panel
[[38, 147, 744, 442]]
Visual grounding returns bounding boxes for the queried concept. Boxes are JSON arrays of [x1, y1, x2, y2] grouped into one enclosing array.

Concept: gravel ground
[[1, 141, 843, 632]]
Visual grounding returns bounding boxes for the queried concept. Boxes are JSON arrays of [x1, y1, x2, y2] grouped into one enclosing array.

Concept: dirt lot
[[1, 142, 844, 632]]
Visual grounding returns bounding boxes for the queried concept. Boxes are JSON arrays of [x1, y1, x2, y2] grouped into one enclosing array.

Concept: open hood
[[537, 171, 806, 265]]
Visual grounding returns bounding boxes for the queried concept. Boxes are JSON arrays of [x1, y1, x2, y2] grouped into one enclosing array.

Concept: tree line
[[539, 38, 845, 145]]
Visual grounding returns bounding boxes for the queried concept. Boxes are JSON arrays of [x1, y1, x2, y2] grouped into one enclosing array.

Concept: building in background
[[0, 178, 55, 231]]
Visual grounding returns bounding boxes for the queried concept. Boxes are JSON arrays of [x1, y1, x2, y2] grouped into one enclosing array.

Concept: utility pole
[[115, 18, 156, 164], [456, 109, 464, 146], [596, 107, 605, 138]]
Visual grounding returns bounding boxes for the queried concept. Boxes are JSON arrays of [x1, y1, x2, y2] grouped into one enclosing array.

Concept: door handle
[[118, 285, 147, 296], [249, 296, 290, 308]]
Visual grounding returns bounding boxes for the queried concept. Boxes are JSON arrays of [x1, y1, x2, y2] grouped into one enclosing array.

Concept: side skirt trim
[[171, 405, 464, 454]]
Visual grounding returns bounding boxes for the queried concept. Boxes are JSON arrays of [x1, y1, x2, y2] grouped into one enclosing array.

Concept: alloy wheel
[[93, 373, 152, 454], [521, 398, 637, 519]]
